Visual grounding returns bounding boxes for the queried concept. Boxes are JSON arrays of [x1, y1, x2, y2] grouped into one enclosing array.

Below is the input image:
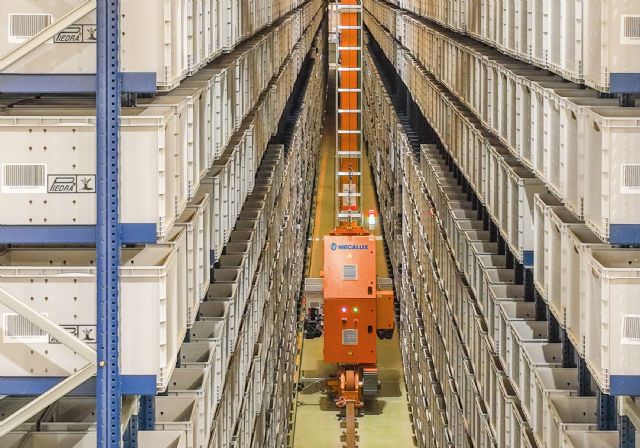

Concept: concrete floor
[[291, 72, 416, 448]]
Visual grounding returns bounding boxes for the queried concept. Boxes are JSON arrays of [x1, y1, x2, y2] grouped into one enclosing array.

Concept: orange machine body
[[323, 234, 378, 364]]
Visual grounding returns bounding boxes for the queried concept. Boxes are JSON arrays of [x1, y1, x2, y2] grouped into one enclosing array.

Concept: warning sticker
[[346, 349, 353, 356]]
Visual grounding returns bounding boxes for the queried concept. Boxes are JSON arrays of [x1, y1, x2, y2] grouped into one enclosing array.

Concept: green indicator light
[[353, 307, 359, 313]]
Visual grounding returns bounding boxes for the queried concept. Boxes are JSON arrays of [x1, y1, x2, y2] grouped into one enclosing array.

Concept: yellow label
[[346, 349, 353, 356]]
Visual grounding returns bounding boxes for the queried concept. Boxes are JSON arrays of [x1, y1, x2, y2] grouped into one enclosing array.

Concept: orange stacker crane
[[303, 2, 395, 446]]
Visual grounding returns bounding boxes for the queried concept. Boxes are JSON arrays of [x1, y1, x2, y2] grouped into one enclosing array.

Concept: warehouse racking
[[363, 0, 640, 446], [0, 0, 327, 446]]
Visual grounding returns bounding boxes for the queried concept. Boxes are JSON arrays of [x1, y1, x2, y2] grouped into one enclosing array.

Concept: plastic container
[[530, 368, 578, 445], [533, 194, 564, 299], [155, 396, 201, 448], [179, 341, 221, 416], [0, 1, 188, 90], [189, 319, 228, 395], [561, 227, 608, 355], [0, 398, 46, 431], [517, 342, 563, 408], [39, 397, 96, 431], [0, 106, 183, 241], [582, 1, 640, 92], [582, 107, 640, 244], [167, 367, 212, 437], [497, 297, 535, 370], [561, 430, 619, 448], [507, 320, 549, 404], [545, 207, 582, 324], [0, 432, 26, 448], [545, 396, 597, 448], [138, 430, 187, 448], [0, 245, 179, 391], [584, 248, 640, 394], [502, 159, 547, 265]]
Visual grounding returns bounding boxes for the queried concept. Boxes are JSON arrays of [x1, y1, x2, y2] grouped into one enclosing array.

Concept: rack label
[[54, 25, 97, 44], [47, 175, 96, 193]]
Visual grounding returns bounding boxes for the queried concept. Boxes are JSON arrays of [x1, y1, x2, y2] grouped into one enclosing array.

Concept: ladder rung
[[338, 212, 363, 218], [337, 130, 361, 134], [337, 109, 362, 113], [337, 46, 362, 51], [337, 192, 363, 197], [337, 67, 362, 72], [337, 88, 361, 92], [337, 151, 362, 156], [337, 26, 362, 30], [337, 171, 362, 176]]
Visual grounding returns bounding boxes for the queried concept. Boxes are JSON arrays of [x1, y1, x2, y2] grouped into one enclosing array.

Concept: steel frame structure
[[335, 0, 363, 224], [0, 1, 154, 446]]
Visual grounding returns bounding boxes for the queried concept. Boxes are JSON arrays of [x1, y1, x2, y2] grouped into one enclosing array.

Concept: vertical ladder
[[335, 0, 363, 224]]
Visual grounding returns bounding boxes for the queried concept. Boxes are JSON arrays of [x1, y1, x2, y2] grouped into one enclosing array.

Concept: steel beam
[[96, 0, 122, 447]]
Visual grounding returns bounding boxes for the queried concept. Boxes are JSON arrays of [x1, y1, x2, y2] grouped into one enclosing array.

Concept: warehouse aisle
[[291, 72, 416, 448]]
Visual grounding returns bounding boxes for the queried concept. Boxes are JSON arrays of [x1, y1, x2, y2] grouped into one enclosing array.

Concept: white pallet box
[[546, 206, 583, 325], [201, 285, 237, 365], [188, 67, 229, 161], [138, 431, 187, 448], [512, 0, 529, 60], [545, 396, 597, 448], [561, 226, 607, 355], [0, 1, 188, 90], [200, 165, 227, 263], [189, 319, 227, 393], [529, 367, 578, 446], [527, 0, 545, 66], [583, 0, 640, 92], [218, 252, 251, 315], [190, 192, 212, 298], [0, 106, 182, 240], [220, 0, 240, 52], [541, 88, 598, 198], [584, 248, 640, 394], [167, 367, 213, 440], [503, 159, 548, 265], [0, 246, 179, 391], [582, 107, 640, 244], [161, 227, 191, 347], [561, 430, 619, 448], [532, 193, 556, 297], [558, 96, 619, 218], [486, 143, 515, 224], [494, 371, 519, 448], [39, 397, 97, 432], [0, 398, 46, 431], [163, 87, 206, 199], [517, 342, 562, 409], [229, 230, 260, 287], [542, 0, 562, 70], [180, 341, 221, 417], [461, 231, 492, 281], [506, 320, 549, 408], [177, 207, 206, 315], [186, 0, 205, 74], [0, 432, 26, 448], [555, 0, 583, 83], [496, 294, 534, 362], [145, 95, 191, 217], [155, 396, 200, 448], [467, 242, 498, 300]]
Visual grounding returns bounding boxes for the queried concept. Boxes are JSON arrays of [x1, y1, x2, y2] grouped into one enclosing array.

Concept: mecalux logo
[[330, 243, 369, 251]]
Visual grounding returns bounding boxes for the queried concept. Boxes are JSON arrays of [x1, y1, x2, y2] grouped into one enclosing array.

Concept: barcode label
[[3, 313, 48, 343], [2, 163, 47, 193], [8, 13, 53, 43]]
